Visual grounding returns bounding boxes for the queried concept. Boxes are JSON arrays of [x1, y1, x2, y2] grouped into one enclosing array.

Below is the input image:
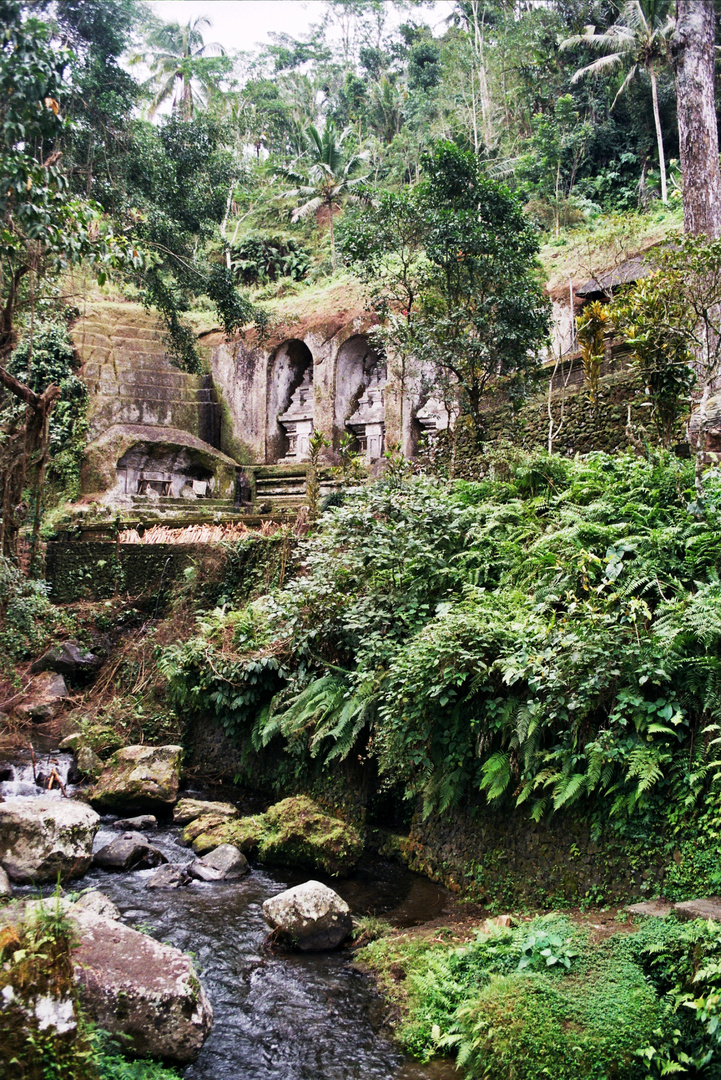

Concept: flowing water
[[2, 751, 457, 1080]]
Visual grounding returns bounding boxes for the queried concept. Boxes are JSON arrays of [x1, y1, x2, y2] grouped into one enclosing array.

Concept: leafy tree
[[132, 15, 230, 119], [561, 0, 674, 203], [281, 123, 368, 270], [0, 1, 142, 559], [341, 143, 551, 440], [612, 277, 695, 447]]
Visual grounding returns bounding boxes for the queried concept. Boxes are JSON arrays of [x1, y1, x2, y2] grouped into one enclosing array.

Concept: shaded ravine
[[2, 752, 456, 1080]]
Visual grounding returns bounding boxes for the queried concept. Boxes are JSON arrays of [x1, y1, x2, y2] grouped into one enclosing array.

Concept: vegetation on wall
[[161, 449, 721, 848]]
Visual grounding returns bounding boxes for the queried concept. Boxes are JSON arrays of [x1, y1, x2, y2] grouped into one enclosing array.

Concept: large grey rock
[[145, 864, 192, 889], [71, 908, 213, 1062], [0, 796, 100, 882], [14, 673, 68, 723], [262, 880, 352, 951], [173, 798, 238, 826], [115, 814, 157, 831], [91, 744, 183, 814], [72, 890, 120, 920], [94, 832, 167, 872], [674, 897, 721, 922], [200, 843, 248, 880], [31, 641, 101, 678], [188, 861, 224, 882]]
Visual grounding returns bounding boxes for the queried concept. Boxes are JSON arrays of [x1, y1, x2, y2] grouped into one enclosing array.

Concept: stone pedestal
[[346, 370, 386, 463], [278, 371, 314, 461]]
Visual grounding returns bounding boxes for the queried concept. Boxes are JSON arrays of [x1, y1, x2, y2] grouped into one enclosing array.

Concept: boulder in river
[[71, 908, 213, 1062], [94, 832, 168, 872], [185, 811, 264, 853], [76, 744, 103, 779], [91, 744, 183, 814], [145, 863, 192, 889], [115, 814, 158, 830], [173, 797, 239, 826], [187, 797, 362, 876], [0, 795, 100, 883], [197, 843, 248, 881], [262, 880, 352, 951]]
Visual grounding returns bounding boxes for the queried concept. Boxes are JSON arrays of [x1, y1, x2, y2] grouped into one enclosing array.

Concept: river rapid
[[1, 749, 457, 1080]]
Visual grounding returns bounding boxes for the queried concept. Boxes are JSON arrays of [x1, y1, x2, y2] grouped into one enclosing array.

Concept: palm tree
[[561, 0, 674, 203], [281, 124, 368, 270], [133, 16, 227, 119]]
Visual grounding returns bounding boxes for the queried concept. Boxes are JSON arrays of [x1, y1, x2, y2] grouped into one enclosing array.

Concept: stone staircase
[[74, 305, 220, 445], [250, 464, 341, 511]]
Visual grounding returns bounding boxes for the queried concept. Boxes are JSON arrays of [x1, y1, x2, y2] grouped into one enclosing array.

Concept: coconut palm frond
[[611, 64, 641, 110], [291, 197, 323, 222], [570, 51, 625, 82]]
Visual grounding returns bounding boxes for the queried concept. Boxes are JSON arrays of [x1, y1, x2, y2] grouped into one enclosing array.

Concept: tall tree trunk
[[328, 201, 336, 272], [672, 1, 721, 237], [648, 64, 668, 204]]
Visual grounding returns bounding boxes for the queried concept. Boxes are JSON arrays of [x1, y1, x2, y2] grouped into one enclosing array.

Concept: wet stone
[[200, 843, 249, 881], [145, 863, 192, 889], [93, 832, 167, 872], [115, 814, 158, 831]]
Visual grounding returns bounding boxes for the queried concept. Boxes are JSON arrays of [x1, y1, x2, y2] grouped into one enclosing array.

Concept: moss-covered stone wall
[[380, 798, 665, 909]]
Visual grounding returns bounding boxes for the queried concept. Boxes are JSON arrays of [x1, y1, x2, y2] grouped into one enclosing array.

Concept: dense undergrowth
[[162, 449, 721, 857], [359, 913, 721, 1078]]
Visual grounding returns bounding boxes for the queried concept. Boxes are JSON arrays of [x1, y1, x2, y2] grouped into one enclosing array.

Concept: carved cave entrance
[[267, 339, 314, 463]]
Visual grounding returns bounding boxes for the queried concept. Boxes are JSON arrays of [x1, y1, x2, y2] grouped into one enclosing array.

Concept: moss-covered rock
[[187, 796, 363, 875], [90, 744, 183, 814], [259, 796, 362, 876], [187, 813, 266, 855]]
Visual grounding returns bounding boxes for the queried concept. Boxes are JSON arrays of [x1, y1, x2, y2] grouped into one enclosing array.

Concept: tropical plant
[[561, 0, 675, 203], [612, 276, 695, 446], [281, 123, 368, 269], [132, 15, 229, 119], [576, 300, 612, 410]]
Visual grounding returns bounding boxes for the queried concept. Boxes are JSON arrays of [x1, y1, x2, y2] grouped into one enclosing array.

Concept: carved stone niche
[[346, 368, 386, 462], [416, 395, 452, 435], [278, 368, 314, 461]]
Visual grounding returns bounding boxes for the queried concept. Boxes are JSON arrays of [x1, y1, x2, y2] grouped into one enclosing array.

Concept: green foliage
[[0, 555, 74, 666], [7, 320, 88, 501], [613, 276, 696, 447], [163, 450, 721, 841], [576, 300, 612, 410], [340, 144, 551, 438], [230, 234, 310, 285]]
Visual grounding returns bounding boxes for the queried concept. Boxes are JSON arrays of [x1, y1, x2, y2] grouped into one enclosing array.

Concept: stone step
[[255, 482, 307, 497]]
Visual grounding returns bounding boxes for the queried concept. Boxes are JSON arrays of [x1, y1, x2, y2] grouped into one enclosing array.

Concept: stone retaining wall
[[45, 541, 198, 603]]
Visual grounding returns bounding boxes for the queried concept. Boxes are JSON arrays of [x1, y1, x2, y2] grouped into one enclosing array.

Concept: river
[[1, 749, 457, 1080]]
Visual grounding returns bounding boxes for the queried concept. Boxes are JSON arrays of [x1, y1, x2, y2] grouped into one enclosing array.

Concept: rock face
[[76, 745, 103, 778], [173, 798, 238, 826], [187, 796, 362, 876], [0, 796, 100, 882], [94, 832, 168, 872], [262, 880, 352, 951], [14, 673, 69, 723], [31, 641, 101, 680], [71, 908, 213, 1062], [91, 744, 183, 814]]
